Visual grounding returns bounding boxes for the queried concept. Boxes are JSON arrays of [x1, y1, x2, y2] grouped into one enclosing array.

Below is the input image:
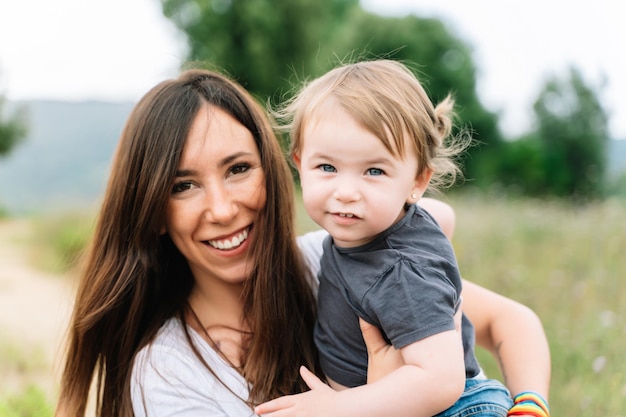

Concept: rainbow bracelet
[[507, 391, 550, 417]]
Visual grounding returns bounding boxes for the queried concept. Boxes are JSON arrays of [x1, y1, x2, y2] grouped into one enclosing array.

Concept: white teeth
[[208, 228, 249, 250], [339, 213, 354, 218]]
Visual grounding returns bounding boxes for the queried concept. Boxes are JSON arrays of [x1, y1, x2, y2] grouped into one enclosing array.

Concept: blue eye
[[319, 164, 336, 173], [367, 168, 384, 176]]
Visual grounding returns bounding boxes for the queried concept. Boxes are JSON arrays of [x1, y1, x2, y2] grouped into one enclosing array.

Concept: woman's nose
[[203, 185, 238, 223]]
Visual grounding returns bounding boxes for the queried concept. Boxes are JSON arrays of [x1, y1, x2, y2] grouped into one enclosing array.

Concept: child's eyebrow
[[363, 157, 395, 166]]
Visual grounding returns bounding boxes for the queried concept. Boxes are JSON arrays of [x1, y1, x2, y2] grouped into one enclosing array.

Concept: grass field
[[448, 194, 626, 416], [1, 194, 624, 416]]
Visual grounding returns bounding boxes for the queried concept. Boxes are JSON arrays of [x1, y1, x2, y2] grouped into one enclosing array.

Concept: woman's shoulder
[[297, 229, 328, 289]]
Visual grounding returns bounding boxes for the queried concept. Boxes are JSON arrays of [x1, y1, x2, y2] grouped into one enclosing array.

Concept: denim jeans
[[434, 376, 513, 417]]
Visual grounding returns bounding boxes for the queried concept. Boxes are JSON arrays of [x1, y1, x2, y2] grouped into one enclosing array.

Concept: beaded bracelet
[[507, 391, 550, 417]]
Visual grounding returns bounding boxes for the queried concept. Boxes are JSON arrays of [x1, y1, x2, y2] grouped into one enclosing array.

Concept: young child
[[257, 60, 513, 417]]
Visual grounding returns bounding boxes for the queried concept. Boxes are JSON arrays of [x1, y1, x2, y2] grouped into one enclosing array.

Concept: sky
[[0, 0, 624, 139]]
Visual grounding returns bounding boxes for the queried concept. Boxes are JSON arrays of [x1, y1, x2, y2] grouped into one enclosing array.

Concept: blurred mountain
[[0, 100, 625, 215], [0, 100, 135, 214]]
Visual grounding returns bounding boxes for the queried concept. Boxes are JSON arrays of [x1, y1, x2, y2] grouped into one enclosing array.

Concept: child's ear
[[408, 169, 433, 204], [292, 152, 302, 171]]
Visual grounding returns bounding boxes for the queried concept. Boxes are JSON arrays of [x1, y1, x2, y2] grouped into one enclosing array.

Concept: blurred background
[[0, 0, 624, 416]]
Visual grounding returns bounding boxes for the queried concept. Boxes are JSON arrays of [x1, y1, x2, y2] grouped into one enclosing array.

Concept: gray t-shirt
[[315, 204, 481, 387]]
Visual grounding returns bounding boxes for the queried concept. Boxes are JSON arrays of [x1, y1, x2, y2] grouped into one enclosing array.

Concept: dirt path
[[0, 218, 75, 399]]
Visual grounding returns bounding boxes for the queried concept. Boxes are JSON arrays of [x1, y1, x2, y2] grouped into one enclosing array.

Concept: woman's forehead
[[180, 105, 258, 166]]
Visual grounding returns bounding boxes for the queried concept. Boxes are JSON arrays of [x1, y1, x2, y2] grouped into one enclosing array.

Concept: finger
[[299, 366, 328, 391], [254, 395, 293, 415], [359, 317, 386, 354]]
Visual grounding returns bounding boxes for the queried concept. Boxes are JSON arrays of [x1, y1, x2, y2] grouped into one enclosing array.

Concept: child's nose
[[333, 178, 361, 202]]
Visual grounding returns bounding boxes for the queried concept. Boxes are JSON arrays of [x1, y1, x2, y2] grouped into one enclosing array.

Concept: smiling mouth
[[207, 227, 250, 250], [338, 213, 354, 218]]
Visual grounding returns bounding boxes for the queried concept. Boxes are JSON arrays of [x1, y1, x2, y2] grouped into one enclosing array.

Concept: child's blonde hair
[[275, 59, 471, 191]]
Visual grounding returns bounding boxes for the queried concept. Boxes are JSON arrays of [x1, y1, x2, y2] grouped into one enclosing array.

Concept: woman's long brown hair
[[56, 69, 319, 416]]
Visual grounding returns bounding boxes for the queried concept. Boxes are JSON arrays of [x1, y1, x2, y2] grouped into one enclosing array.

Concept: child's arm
[[254, 329, 465, 417]]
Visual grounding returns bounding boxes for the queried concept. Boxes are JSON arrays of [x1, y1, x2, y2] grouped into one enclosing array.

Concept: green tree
[[532, 67, 609, 198], [160, 0, 359, 100], [0, 94, 27, 157], [495, 132, 546, 195]]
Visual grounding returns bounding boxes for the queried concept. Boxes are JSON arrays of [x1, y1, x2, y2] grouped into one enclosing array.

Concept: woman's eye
[[367, 168, 384, 176], [229, 163, 250, 176], [319, 164, 336, 173], [172, 181, 193, 194]]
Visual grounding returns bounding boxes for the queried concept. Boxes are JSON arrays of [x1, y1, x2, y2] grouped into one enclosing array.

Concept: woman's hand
[[360, 305, 463, 384], [359, 318, 404, 384]]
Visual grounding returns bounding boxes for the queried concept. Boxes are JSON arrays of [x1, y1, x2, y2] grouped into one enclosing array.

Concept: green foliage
[[31, 212, 95, 273], [494, 133, 546, 196], [532, 67, 608, 198], [161, 0, 359, 100], [495, 67, 609, 199], [0, 340, 52, 417], [448, 193, 626, 416], [0, 386, 54, 417], [489, 68, 611, 199], [0, 96, 28, 157]]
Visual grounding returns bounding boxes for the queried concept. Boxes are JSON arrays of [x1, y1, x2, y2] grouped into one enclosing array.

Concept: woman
[[55, 69, 549, 417]]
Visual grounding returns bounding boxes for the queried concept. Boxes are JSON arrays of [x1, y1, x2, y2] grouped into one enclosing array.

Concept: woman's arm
[[418, 197, 456, 240], [417, 197, 551, 400], [461, 280, 551, 399]]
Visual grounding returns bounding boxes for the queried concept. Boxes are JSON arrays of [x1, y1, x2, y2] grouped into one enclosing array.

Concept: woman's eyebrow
[[175, 151, 256, 177], [219, 151, 255, 167], [174, 169, 195, 178]]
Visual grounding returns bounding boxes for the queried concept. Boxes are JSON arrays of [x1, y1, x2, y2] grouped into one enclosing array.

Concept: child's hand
[[254, 366, 335, 416]]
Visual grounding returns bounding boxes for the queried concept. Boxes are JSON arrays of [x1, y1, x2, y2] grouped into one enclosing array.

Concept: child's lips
[[331, 212, 360, 224]]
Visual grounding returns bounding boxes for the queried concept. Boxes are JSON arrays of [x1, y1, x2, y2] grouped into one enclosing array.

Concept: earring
[[411, 193, 417, 199]]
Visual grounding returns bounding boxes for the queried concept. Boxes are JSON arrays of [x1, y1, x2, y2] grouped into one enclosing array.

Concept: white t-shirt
[[131, 230, 326, 417]]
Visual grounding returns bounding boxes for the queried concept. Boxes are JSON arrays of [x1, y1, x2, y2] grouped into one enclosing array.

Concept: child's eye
[[319, 164, 336, 173], [172, 181, 193, 194], [367, 168, 384, 176]]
